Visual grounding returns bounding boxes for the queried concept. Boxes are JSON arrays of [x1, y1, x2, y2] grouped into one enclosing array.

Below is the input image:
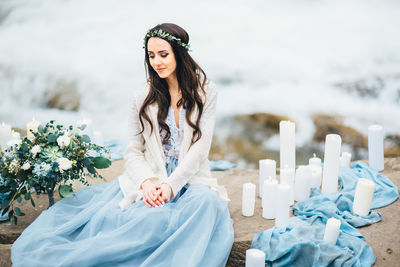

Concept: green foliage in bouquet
[[0, 120, 111, 224]]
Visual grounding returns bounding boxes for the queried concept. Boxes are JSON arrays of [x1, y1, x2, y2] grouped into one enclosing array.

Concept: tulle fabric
[[11, 158, 234, 267]]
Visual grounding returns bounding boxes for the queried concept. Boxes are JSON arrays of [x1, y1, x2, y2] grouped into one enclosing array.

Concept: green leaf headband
[[143, 29, 191, 51]]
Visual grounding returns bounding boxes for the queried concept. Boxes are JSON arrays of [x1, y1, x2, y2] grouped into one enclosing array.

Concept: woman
[[12, 23, 234, 267]]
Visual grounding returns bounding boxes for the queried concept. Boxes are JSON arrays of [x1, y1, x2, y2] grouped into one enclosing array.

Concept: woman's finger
[[143, 194, 150, 207], [145, 192, 158, 207], [160, 189, 169, 203], [152, 189, 164, 206], [157, 195, 165, 205]]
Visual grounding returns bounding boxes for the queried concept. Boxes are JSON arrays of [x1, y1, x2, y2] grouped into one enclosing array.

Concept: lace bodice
[[160, 106, 185, 159]]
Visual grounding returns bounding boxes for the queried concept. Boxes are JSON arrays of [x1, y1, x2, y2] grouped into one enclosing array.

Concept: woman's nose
[[153, 56, 161, 65]]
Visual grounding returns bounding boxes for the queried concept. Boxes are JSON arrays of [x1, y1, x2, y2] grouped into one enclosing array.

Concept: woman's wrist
[[140, 178, 156, 190], [160, 182, 173, 198]]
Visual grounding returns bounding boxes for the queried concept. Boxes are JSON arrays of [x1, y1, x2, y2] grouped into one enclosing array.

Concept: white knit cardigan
[[118, 83, 228, 209]]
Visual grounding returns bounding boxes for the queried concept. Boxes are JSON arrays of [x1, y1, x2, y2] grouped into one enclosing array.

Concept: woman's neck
[[166, 72, 179, 94]]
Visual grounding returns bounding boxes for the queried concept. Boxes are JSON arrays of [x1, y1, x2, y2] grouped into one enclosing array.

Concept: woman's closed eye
[[148, 53, 168, 59]]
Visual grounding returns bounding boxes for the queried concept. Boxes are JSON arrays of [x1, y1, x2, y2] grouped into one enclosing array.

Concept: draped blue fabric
[[11, 157, 234, 266], [251, 161, 398, 267]]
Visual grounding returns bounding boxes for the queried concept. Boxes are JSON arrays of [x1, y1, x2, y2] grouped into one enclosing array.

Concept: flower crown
[[143, 29, 191, 51]]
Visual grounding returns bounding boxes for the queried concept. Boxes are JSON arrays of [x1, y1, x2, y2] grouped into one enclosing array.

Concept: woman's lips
[[156, 68, 165, 72]]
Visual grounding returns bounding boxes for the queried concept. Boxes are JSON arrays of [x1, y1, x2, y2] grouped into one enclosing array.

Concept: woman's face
[[147, 37, 177, 79]]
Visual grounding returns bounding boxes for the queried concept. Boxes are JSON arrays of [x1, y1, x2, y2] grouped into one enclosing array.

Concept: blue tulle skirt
[[11, 158, 234, 267]]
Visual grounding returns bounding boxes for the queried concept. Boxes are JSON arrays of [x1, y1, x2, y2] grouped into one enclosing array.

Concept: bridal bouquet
[[0, 120, 111, 224]]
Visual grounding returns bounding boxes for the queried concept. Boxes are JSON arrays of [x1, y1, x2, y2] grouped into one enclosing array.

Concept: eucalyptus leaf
[[59, 185, 74, 198], [87, 165, 96, 175], [47, 134, 57, 143], [93, 157, 111, 169], [30, 198, 36, 207], [81, 135, 91, 143], [21, 143, 28, 151], [24, 192, 31, 201], [38, 125, 44, 134], [83, 158, 93, 167], [80, 124, 87, 131], [14, 207, 25, 216], [1, 199, 9, 209], [10, 215, 17, 225], [17, 196, 22, 203]]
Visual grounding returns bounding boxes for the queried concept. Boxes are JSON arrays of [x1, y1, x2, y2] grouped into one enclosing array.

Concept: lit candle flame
[[313, 153, 316, 158]]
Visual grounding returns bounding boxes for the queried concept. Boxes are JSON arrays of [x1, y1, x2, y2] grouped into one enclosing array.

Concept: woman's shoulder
[[202, 81, 217, 102]]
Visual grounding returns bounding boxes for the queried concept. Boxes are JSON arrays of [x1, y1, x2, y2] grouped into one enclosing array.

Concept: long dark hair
[[139, 23, 207, 146]]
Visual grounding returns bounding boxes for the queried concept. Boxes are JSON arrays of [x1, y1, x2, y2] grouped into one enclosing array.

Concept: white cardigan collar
[[143, 101, 198, 174]]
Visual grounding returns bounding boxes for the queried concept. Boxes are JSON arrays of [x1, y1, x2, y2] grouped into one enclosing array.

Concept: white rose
[[21, 161, 31, 170], [57, 135, 71, 148], [57, 157, 72, 173], [31, 145, 41, 157], [9, 159, 20, 174]]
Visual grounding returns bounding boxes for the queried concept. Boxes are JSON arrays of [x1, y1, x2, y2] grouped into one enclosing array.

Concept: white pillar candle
[[353, 178, 375, 216], [340, 152, 352, 167], [11, 130, 21, 140], [0, 122, 12, 150], [245, 248, 265, 267], [309, 153, 321, 168], [26, 118, 42, 140], [309, 154, 322, 189], [321, 134, 342, 194], [323, 217, 341, 245], [275, 184, 291, 230], [259, 159, 276, 198], [310, 168, 322, 189], [368, 125, 384, 172], [242, 183, 256, 217], [262, 178, 278, 219], [6, 138, 22, 151], [280, 166, 295, 206], [279, 120, 296, 170], [294, 165, 313, 202], [93, 131, 104, 146]]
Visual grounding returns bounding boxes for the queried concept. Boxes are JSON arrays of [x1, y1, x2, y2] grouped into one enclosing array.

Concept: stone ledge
[[0, 158, 399, 266], [0, 244, 11, 267]]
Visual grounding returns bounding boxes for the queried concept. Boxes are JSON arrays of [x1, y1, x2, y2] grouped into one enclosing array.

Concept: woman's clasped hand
[[141, 180, 173, 207]]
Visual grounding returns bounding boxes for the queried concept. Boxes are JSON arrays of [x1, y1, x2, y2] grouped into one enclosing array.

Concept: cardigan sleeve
[[123, 92, 158, 189], [163, 86, 217, 197]]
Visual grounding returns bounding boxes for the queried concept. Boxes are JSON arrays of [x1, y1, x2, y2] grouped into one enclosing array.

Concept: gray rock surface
[[44, 81, 80, 111]]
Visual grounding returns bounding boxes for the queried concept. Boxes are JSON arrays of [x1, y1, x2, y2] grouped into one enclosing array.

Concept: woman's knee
[[185, 185, 221, 210]]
